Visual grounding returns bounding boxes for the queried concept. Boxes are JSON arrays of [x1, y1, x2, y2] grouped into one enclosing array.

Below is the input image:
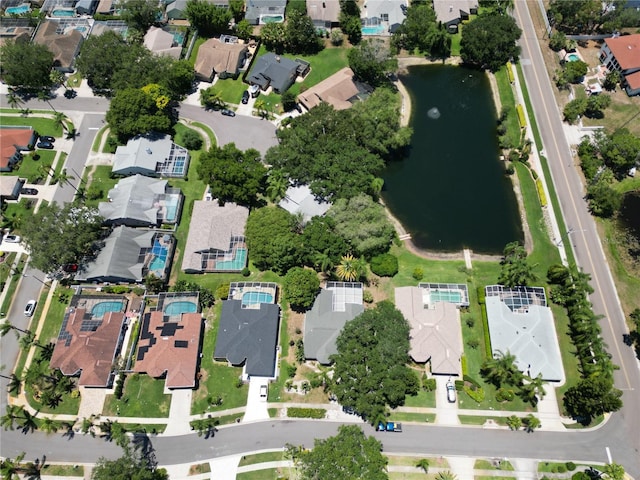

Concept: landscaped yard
[[83, 165, 119, 207], [103, 373, 171, 417], [13, 150, 57, 184], [0, 115, 62, 137]]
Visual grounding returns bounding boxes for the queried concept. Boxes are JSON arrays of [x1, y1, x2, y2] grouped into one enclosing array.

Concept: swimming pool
[[165, 198, 179, 222], [567, 53, 580, 62], [261, 15, 283, 23], [164, 301, 197, 315], [5, 4, 30, 14], [148, 239, 168, 275], [52, 8, 75, 17], [362, 25, 385, 35], [215, 248, 247, 271], [428, 290, 463, 304], [92, 301, 125, 318], [172, 31, 185, 45], [242, 291, 274, 306]]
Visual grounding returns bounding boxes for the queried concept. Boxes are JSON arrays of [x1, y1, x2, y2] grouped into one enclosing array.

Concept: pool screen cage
[[484, 285, 547, 312], [419, 282, 470, 307], [361, 16, 381, 26], [156, 291, 200, 312], [229, 282, 279, 300], [199, 235, 246, 271], [326, 281, 363, 312]]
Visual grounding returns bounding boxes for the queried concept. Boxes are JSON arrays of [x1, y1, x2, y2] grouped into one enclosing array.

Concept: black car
[[39, 135, 55, 143], [20, 188, 38, 196], [36, 141, 54, 149], [242, 91, 250, 104], [221, 108, 236, 117]]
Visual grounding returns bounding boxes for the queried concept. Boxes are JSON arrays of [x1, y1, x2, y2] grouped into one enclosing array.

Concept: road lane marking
[[514, 3, 632, 390], [606, 446, 612, 463]]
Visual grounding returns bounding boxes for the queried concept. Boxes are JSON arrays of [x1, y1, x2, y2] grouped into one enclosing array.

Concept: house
[[432, 0, 477, 31], [166, 0, 229, 20], [0, 127, 37, 172], [304, 282, 364, 364], [182, 200, 249, 273], [245, 0, 286, 25], [76, 227, 175, 283], [247, 52, 308, 94], [0, 176, 24, 203], [394, 285, 465, 376], [306, 0, 340, 28], [214, 298, 280, 378], [144, 26, 182, 59], [32, 19, 84, 72], [0, 18, 34, 48], [96, 0, 113, 14], [112, 132, 190, 178], [298, 67, 368, 111], [279, 184, 331, 223], [134, 306, 203, 389], [194, 37, 248, 81], [98, 175, 183, 227], [484, 285, 564, 382], [50, 295, 128, 387], [363, 0, 407, 34], [75, 0, 98, 15], [599, 34, 640, 96]]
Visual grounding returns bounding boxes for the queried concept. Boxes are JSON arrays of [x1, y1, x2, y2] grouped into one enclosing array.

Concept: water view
[[382, 65, 523, 254]]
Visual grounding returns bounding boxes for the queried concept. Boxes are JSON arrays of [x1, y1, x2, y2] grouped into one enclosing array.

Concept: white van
[[446, 381, 457, 403]]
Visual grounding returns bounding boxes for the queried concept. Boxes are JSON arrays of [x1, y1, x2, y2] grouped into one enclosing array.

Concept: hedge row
[[506, 63, 515, 83], [480, 302, 493, 358], [461, 355, 468, 376], [463, 385, 485, 403], [287, 408, 326, 419], [516, 104, 526, 128], [535, 178, 547, 207]]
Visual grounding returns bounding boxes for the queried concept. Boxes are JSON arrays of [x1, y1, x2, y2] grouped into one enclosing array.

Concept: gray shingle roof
[[245, 0, 286, 23], [432, 0, 478, 25], [304, 287, 364, 364], [99, 175, 167, 226], [113, 133, 174, 176], [76, 226, 154, 283], [247, 52, 298, 93], [214, 300, 280, 377], [279, 185, 331, 222]]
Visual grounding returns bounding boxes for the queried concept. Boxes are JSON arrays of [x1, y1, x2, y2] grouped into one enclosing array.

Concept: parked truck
[[376, 421, 402, 432]]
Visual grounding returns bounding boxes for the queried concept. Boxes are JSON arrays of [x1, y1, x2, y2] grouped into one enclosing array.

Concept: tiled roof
[[625, 69, 640, 89], [432, 0, 477, 25], [298, 67, 361, 111], [194, 38, 247, 79], [33, 20, 83, 70], [0, 127, 34, 170], [99, 175, 167, 226], [604, 34, 640, 71], [144, 26, 182, 59], [133, 311, 203, 389], [50, 309, 125, 387]]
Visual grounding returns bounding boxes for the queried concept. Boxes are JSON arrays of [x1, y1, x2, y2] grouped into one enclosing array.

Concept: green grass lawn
[[91, 126, 108, 152], [13, 150, 56, 184], [0, 115, 63, 137], [458, 415, 508, 426], [388, 412, 436, 423], [41, 464, 84, 477], [494, 66, 521, 148], [1, 198, 37, 235], [189, 121, 217, 147], [103, 374, 171, 417], [387, 456, 449, 468], [404, 385, 436, 408], [450, 32, 462, 56], [237, 469, 282, 480], [475, 459, 514, 470], [238, 451, 285, 467], [84, 165, 119, 207], [188, 36, 208, 66]]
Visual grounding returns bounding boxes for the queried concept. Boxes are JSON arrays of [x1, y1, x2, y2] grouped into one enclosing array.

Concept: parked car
[[446, 381, 457, 403], [242, 91, 250, 104], [39, 135, 55, 143], [36, 141, 54, 149], [3, 234, 21, 243], [20, 188, 38, 196], [377, 422, 402, 432], [249, 84, 260, 98], [221, 108, 236, 117], [24, 300, 37, 317], [259, 384, 267, 400], [62, 263, 78, 273]]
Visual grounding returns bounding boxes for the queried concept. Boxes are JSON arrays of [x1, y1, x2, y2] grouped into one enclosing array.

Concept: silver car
[[24, 300, 37, 317], [446, 381, 457, 403]]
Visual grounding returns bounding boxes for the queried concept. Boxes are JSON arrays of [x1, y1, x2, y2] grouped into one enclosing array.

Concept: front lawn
[[13, 150, 56, 184], [83, 165, 119, 207], [0, 115, 62, 137], [102, 373, 171, 417]]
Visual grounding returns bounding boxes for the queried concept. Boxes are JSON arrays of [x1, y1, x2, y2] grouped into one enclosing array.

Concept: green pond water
[[382, 65, 523, 254]]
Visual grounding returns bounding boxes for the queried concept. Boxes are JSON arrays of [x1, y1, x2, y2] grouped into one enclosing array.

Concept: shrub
[[572, 472, 590, 480], [181, 129, 203, 151], [505, 164, 515, 175], [465, 317, 475, 328], [480, 303, 492, 358], [423, 378, 437, 392], [463, 385, 485, 403], [114, 374, 126, 399], [369, 253, 398, 277], [132, 287, 145, 296], [216, 283, 230, 300], [476, 286, 485, 304], [496, 388, 515, 402], [363, 290, 374, 303], [463, 374, 481, 388], [536, 178, 547, 206], [281, 91, 297, 112], [236, 377, 244, 388], [330, 29, 343, 46], [412, 267, 424, 280], [565, 462, 576, 471], [286, 363, 297, 378], [241, 267, 251, 277], [516, 104, 526, 128], [467, 338, 480, 349], [454, 380, 465, 390], [287, 407, 326, 419], [461, 355, 468, 376], [557, 465, 567, 473]]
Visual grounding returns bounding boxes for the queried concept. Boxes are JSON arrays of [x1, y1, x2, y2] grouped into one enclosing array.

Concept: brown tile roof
[[50, 308, 126, 387], [298, 67, 360, 110], [194, 38, 248, 80], [625, 70, 640, 90], [133, 311, 203, 389], [33, 20, 83, 70], [604, 34, 640, 71], [306, 0, 340, 24], [0, 128, 34, 170], [395, 287, 463, 375]]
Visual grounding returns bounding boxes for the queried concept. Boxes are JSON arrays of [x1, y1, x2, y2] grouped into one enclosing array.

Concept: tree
[[283, 267, 320, 311], [1, 320, 28, 338], [584, 94, 611, 119], [348, 39, 397, 87], [328, 194, 396, 258], [603, 463, 626, 480], [297, 425, 388, 480], [480, 350, 523, 388], [285, 10, 323, 54], [235, 19, 253, 40], [245, 206, 304, 274], [164, 59, 196, 98], [548, 0, 609, 34], [587, 179, 622, 218], [563, 60, 588, 83], [549, 31, 567, 51], [460, 13, 522, 71], [339, 0, 362, 44], [603, 70, 620, 91], [597, 128, 640, 178], [106, 87, 173, 142], [331, 301, 419, 422], [522, 414, 541, 432], [91, 445, 168, 480], [301, 216, 350, 270], [265, 170, 289, 203], [121, 0, 160, 34], [498, 241, 537, 287], [0, 40, 54, 90], [563, 98, 587, 124], [197, 143, 266, 207], [391, 4, 450, 58], [20, 203, 103, 274], [260, 22, 286, 52], [180, 129, 203, 151], [0, 452, 25, 480], [186, 0, 233, 37], [563, 376, 622, 424], [506, 415, 522, 430]]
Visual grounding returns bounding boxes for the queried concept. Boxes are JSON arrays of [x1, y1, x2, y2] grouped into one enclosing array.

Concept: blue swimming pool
[[92, 301, 125, 318], [51, 8, 75, 17], [164, 301, 197, 315], [6, 4, 30, 14], [215, 248, 247, 271], [567, 53, 580, 62], [261, 14, 283, 23], [165, 198, 179, 222], [149, 239, 168, 275], [362, 25, 385, 35], [242, 291, 274, 306]]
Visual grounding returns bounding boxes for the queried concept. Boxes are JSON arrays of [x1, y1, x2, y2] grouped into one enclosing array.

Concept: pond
[[382, 65, 523, 254]]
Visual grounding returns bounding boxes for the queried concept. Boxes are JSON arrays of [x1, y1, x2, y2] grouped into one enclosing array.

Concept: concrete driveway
[[242, 377, 270, 422], [435, 376, 459, 425]]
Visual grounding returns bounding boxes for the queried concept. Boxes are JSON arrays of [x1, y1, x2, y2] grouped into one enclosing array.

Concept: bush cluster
[[495, 388, 515, 402], [287, 407, 326, 419], [369, 254, 399, 277]]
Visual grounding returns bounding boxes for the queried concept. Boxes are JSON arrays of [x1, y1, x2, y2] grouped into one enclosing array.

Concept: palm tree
[[6, 91, 23, 110], [23, 455, 46, 480], [1, 320, 28, 338], [1, 405, 22, 431], [17, 406, 39, 434], [39, 417, 59, 434], [254, 99, 267, 118], [480, 350, 522, 388], [37, 90, 57, 113], [80, 415, 98, 437], [53, 111, 66, 132], [506, 415, 522, 431], [312, 251, 334, 275], [265, 170, 289, 203], [336, 253, 359, 282], [522, 414, 541, 432], [4, 373, 23, 396], [416, 458, 430, 473], [436, 471, 458, 480], [0, 452, 25, 479]]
